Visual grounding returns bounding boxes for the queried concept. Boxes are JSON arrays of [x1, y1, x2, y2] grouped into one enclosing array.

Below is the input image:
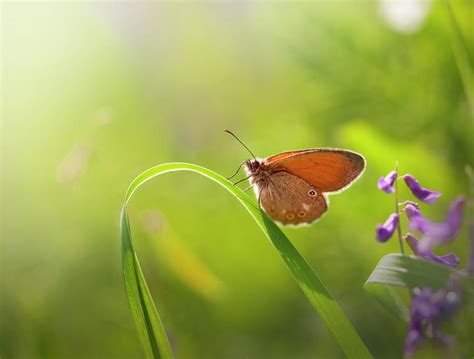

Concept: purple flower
[[376, 213, 399, 242], [411, 288, 445, 320], [374, 165, 467, 357], [377, 170, 398, 193], [469, 221, 474, 274], [404, 204, 427, 232], [404, 197, 465, 252], [404, 233, 460, 268], [404, 326, 423, 358], [404, 287, 459, 357], [403, 174, 441, 204]]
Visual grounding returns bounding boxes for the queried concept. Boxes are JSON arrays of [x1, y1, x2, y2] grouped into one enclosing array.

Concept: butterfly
[[226, 130, 366, 226]]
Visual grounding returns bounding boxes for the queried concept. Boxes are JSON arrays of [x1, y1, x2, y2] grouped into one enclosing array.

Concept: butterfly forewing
[[264, 149, 365, 193], [259, 172, 327, 225]]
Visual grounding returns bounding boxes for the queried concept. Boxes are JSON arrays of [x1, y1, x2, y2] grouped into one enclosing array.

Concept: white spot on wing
[[302, 203, 311, 211]]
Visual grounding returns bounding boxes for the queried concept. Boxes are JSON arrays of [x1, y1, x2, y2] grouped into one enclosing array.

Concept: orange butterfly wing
[[264, 149, 365, 193]]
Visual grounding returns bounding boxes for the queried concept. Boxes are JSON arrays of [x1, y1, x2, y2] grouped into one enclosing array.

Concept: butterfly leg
[[242, 184, 254, 192], [226, 160, 247, 180], [233, 174, 252, 186]]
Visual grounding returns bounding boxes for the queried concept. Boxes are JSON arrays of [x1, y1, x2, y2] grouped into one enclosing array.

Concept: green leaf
[[120, 162, 372, 359], [364, 284, 408, 322], [364, 253, 455, 321], [366, 254, 454, 290]]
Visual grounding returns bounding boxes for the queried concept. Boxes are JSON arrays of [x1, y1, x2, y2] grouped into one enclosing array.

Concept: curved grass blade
[[121, 162, 372, 359], [442, 0, 474, 117], [121, 207, 173, 359]]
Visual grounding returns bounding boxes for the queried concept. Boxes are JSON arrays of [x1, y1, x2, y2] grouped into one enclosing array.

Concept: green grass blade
[[121, 207, 173, 359], [365, 253, 454, 290], [121, 162, 372, 359], [442, 0, 474, 117]]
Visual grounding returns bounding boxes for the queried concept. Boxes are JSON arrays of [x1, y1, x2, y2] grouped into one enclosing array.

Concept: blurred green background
[[1, 1, 473, 358]]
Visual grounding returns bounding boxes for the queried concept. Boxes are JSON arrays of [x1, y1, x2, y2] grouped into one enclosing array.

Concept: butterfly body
[[244, 149, 365, 226]]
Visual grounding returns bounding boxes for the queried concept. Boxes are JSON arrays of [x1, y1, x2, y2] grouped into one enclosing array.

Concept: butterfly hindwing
[[258, 172, 328, 225]]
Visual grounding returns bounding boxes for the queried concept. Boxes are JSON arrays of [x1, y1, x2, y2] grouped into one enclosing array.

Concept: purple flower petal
[[377, 170, 398, 193], [403, 174, 441, 204], [376, 213, 399, 242], [411, 288, 444, 319], [404, 328, 423, 357], [405, 286, 460, 357], [404, 197, 465, 252], [404, 233, 460, 268], [404, 204, 429, 232], [469, 221, 474, 274], [436, 253, 460, 268]]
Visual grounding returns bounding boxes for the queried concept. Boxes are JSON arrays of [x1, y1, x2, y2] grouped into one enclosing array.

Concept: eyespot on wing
[[258, 172, 328, 226]]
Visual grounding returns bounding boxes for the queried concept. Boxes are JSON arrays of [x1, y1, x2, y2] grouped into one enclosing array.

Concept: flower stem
[[394, 161, 405, 255]]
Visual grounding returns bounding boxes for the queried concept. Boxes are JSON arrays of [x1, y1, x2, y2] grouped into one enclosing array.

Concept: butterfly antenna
[[224, 130, 256, 160]]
